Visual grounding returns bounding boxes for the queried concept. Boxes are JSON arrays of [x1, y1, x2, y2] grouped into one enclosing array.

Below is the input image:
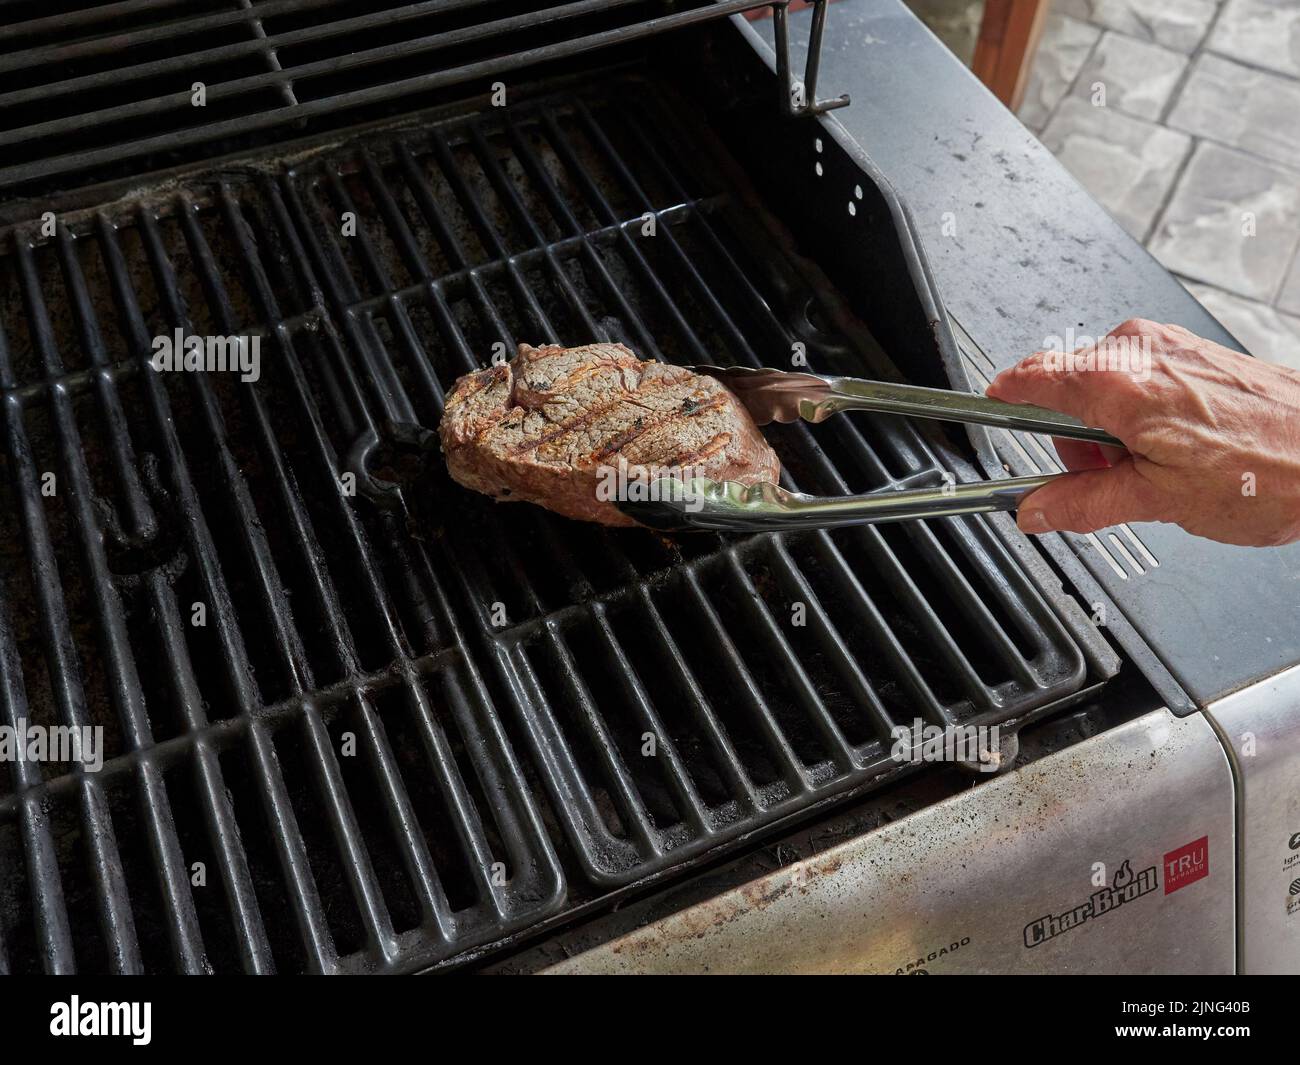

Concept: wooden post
[[973, 0, 1050, 111]]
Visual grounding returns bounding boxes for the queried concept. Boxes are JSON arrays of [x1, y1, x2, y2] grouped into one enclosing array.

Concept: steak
[[439, 343, 781, 526]]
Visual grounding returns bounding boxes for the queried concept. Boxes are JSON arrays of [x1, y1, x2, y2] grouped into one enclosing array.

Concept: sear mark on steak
[[438, 342, 781, 526]]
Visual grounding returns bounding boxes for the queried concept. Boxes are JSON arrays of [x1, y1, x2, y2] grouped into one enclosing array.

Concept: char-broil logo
[[1163, 835, 1209, 895], [1022, 859, 1159, 948]]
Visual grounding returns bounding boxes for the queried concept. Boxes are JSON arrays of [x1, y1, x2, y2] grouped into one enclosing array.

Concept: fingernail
[[1018, 509, 1051, 534]]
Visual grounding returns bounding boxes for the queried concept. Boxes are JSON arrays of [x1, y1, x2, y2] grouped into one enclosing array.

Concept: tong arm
[[616, 472, 1059, 532], [691, 365, 1123, 448]]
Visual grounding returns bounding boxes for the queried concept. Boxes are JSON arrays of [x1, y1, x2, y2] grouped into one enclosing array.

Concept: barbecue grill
[[1, 0, 1297, 976]]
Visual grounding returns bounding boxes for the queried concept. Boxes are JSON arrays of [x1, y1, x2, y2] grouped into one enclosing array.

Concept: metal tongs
[[614, 365, 1123, 532]]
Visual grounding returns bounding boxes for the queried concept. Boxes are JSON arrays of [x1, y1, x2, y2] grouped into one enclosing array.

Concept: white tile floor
[[1019, 0, 1300, 368]]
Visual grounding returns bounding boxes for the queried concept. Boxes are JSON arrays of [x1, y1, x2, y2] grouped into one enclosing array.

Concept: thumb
[[1016, 460, 1170, 535]]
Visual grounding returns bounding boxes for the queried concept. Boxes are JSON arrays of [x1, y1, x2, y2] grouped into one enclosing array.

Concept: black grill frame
[[0, 9, 1117, 971]]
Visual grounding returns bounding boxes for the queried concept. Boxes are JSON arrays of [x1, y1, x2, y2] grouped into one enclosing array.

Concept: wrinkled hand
[[986, 318, 1300, 547]]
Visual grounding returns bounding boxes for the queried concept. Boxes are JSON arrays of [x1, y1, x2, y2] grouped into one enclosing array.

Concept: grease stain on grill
[[0, 819, 37, 974], [270, 716, 368, 959], [216, 743, 310, 974], [45, 789, 115, 974], [366, 683, 479, 914]]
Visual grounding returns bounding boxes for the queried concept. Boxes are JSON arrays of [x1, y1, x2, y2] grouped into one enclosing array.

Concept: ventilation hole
[[814, 137, 823, 153], [848, 202, 856, 216], [854, 185, 864, 200], [814, 162, 823, 177]]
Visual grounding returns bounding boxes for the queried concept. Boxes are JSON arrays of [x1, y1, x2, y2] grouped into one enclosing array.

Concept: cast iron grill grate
[[0, 77, 1090, 971], [283, 84, 1095, 877]]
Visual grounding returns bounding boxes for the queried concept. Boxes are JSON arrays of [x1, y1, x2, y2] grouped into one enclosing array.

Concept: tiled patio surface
[[1017, 0, 1300, 369]]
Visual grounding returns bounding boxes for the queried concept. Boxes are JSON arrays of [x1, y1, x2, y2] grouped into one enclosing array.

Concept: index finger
[[985, 347, 1141, 435]]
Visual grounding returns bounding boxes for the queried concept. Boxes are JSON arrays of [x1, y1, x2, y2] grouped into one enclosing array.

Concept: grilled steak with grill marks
[[439, 342, 781, 526]]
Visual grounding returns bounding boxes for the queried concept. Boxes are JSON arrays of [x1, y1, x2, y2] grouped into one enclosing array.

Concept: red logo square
[[1163, 836, 1209, 895]]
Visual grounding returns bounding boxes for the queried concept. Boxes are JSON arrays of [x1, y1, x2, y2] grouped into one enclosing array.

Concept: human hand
[[986, 318, 1300, 547]]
